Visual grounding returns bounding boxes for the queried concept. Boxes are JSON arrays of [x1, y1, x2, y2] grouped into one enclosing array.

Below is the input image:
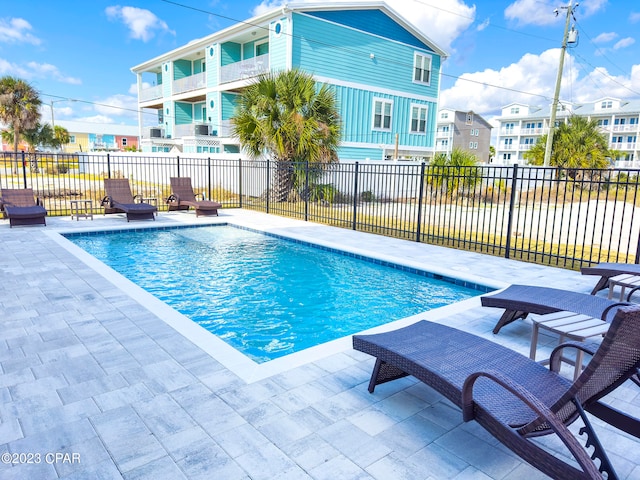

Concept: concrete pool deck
[[0, 209, 638, 479]]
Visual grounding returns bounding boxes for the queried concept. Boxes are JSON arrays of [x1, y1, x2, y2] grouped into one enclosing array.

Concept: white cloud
[[630, 12, 640, 23], [0, 18, 41, 45], [0, 57, 81, 85], [593, 32, 618, 44], [105, 6, 175, 42], [477, 18, 490, 32], [25, 62, 82, 85], [252, 0, 475, 54], [440, 49, 578, 115], [93, 93, 138, 119], [504, 0, 606, 26], [613, 37, 635, 50]]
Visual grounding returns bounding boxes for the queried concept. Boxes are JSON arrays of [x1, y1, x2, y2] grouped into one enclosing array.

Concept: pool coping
[[47, 213, 508, 383]]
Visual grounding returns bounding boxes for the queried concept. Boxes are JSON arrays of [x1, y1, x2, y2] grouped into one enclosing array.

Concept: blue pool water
[[67, 225, 486, 362]]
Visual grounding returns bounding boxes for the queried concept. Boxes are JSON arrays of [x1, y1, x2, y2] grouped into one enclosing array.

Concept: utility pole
[[543, 2, 578, 167]]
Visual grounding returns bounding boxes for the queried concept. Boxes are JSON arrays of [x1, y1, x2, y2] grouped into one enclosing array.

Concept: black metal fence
[[2, 151, 639, 270]]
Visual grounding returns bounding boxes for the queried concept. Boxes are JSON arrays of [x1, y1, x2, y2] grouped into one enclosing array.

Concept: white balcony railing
[[613, 124, 639, 133], [173, 124, 210, 138], [521, 128, 544, 135], [220, 54, 269, 84], [610, 143, 637, 150], [173, 72, 206, 95], [140, 84, 163, 102]]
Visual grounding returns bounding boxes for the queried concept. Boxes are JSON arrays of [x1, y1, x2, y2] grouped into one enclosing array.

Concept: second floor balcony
[[140, 84, 163, 103], [611, 142, 637, 151], [220, 54, 269, 84], [174, 72, 206, 95]]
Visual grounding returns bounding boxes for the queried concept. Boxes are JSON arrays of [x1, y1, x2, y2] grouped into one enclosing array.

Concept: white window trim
[[413, 52, 432, 86], [372, 98, 393, 131], [409, 104, 428, 134]]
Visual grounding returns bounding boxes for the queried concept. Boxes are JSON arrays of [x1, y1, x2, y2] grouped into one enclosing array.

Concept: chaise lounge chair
[[353, 305, 640, 479], [101, 178, 157, 222], [0, 188, 47, 227], [480, 284, 629, 334], [581, 262, 640, 294], [167, 177, 221, 217]]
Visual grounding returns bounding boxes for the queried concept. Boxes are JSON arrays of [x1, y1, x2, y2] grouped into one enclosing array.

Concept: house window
[[504, 122, 514, 133], [122, 138, 128, 146], [510, 107, 520, 114], [413, 53, 431, 84], [631, 117, 638, 125], [614, 118, 626, 125], [256, 41, 269, 57], [373, 99, 392, 130], [69, 135, 76, 143], [441, 125, 449, 133], [504, 138, 513, 146], [410, 105, 428, 133], [503, 153, 511, 160], [466, 112, 474, 125], [442, 139, 448, 146], [597, 119, 609, 126], [601, 101, 613, 109], [441, 112, 448, 119]]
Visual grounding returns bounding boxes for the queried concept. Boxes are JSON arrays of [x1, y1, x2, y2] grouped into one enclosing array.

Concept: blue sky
[[1, 0, 639, 127]]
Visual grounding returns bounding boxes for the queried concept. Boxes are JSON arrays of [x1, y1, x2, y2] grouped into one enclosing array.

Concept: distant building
[[435, 109, 492, 162], [494, 97, 640, 166], [55, 120, 139, 153], [131, 2, 447, 160]]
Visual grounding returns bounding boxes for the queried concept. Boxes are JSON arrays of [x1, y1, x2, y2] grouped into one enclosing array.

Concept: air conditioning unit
[[194, 124, 209, 136], [149, 128, 164, 138]]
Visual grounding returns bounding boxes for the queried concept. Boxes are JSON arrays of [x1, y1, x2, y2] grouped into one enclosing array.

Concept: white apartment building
[[494, 97, 640, 167], [435, 108, 492, 162]]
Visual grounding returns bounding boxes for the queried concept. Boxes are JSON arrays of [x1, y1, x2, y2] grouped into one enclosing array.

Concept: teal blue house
[[131, 2, 447, 160]]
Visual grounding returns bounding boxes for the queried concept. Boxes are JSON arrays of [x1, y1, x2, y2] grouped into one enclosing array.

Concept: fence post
[[238, 158, 243, 209], [266, 158, 270, 214], [21, 151, 27, 188], [176, 155, 180, 177], [352, 162, 359, 230], [505, 163, 519, 259], [304, 161, 309, 222], [416, 162, 426, 242], [106, 153, 111, 179], [207, 157, 212, 201]]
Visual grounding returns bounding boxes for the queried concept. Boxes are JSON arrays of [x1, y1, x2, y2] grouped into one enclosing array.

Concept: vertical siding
[[161, 63, 171, 97], [306, 10, 435, 52], [291, 13, 440, 97], [269, 17, 288, 71], [333, 84, 435, 150], [173, 59, 191, 80], [221, 42, 241, 66], [175, 102, 192, 125]]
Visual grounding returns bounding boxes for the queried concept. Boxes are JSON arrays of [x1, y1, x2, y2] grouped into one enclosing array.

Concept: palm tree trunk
[[272, 160, 295, 202], [12, 129, 20, 174]]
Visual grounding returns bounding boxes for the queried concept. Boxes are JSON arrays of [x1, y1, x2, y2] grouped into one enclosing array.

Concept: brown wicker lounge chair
[[581, 262, 640, 294], [101, 179, 157, 222], [0, 188, 47, 227], [480, 284, 629, 334], [353, 305, 640, 479], [167, 177, 221, 216]]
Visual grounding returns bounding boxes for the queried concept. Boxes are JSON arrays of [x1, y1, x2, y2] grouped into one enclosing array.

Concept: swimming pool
[[66, 225, 488, 362]]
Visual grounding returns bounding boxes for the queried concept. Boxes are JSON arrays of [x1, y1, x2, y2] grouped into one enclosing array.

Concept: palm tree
[[524, 115, 614, 173], [427, 148, 481, 196], [21, 123, 54, 172], [52, 125, 71, 151], [0, 76, 41, 173], [231, 69, 341, 201]]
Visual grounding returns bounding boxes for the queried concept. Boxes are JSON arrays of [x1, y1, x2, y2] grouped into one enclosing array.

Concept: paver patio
[[0, 209, 638, 479]]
